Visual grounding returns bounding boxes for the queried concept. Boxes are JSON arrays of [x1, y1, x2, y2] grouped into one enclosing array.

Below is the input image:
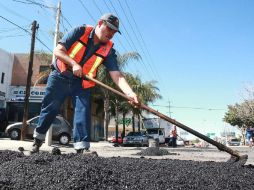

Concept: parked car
[[111, 136, 123, 144], [5, 115, 72, 145], [226, 138, 241, 146], [123, 131, 149, 147]]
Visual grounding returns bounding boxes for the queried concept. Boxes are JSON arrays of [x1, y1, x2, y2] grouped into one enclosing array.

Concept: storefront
[[6, 86, 45, 123], [6, 86, 105, 141]]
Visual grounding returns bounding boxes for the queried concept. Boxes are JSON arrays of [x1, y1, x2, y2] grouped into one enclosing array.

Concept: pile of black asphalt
[[137, 147, 178, 156], [0, 150, 254, 190]]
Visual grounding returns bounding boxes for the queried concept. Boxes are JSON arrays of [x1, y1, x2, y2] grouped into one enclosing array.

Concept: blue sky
[[1, 0, 254, 137]]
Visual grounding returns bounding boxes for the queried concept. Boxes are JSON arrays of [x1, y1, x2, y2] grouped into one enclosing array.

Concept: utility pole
[[21, 20, 38, 141], [45, 1, 61, 146], [168, 100, 171, 117]]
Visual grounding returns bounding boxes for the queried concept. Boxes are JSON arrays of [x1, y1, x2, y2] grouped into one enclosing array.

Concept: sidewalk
[[0, 138, 254, 165]]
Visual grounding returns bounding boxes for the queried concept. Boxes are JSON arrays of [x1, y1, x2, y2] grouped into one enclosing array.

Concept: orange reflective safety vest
[[56, 26, 113, 88], [171, 130, 177, 137]]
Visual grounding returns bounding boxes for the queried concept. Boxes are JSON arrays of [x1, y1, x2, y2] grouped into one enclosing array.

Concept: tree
[[96, 52, 141, 141], [223, 104, 244, 128], [124, 73, 162, 132], [223, 100, 254, 144]]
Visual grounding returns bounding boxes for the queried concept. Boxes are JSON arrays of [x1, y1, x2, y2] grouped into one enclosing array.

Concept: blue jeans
[[33, 69, 91, 150]]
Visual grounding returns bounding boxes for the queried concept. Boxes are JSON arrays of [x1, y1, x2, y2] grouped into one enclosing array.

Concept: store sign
[[220, 132, 235, 137], [8, 86, 46, 102], [118, 118, 131, 126]]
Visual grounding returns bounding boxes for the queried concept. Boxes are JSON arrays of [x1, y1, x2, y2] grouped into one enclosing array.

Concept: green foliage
[[223, 105, 244, 127], [223, 100, 254, 129]]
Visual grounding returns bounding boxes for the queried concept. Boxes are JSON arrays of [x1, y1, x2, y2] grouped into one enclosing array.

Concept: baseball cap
[[100, 13, 121, 34]]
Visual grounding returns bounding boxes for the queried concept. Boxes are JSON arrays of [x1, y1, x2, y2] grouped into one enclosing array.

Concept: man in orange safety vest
[[31, 13, 138, 154]]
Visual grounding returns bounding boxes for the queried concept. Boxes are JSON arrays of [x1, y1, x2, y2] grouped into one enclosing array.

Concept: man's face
[[96, 20, 117, 43]]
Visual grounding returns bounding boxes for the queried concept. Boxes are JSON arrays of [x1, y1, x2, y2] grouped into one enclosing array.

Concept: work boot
[[30, 138, 42, 154]]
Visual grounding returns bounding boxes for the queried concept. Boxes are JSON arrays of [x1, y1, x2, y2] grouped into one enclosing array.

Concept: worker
[[246, 127, 254, 147], [31, 13, 139, 154], [171, 125, 177, 148]]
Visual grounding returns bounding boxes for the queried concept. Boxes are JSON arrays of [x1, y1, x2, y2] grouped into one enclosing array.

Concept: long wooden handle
[[85, 75, 241, 159]]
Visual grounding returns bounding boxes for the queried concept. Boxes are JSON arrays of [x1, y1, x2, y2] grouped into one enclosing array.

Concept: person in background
[[31, 13, 139, 154], [171, 125, 177, 148], [246, 127, 254, 147]]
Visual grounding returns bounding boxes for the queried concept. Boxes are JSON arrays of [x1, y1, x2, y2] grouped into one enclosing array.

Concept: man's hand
[[53, 44, 83, 78], [127, 91, 139, 107], [71, 61, 83, 78], [109, 71, 140, 107]]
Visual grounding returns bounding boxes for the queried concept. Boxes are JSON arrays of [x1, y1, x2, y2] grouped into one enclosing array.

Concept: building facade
[[5, 53, 49, 124], [0, 48, 14, 108], [0, 48, 14, 132]]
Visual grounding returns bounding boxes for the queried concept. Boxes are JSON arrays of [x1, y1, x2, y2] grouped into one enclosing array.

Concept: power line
[[101, 0, 135, 52], [12, 0, 56, 10], [152, 104, 225, 111], [0, 25, 30, 33], [0, 34, 27, 40], [77, 0, 96, 23], [124, 0, 166, 87], [0, 16, 32, 34], [117, 0, 159, 80], [92, 0, 103, 15], [107, 1, 153, 79], [0, 1, 31, 22], [108, 0, 136, 51], [76, 0, 129, 56], [10, 0, 57, 51], [99, 0, 140, 75], [60, 15, 69, 34], [0, 15, 52, 52], [61, 13, 72, 29], [98, 0, 128, 53], [37, 30, 52, 45]]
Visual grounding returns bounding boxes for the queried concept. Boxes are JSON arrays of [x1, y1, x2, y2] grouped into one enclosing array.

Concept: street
[[0, 138, 253, 165]]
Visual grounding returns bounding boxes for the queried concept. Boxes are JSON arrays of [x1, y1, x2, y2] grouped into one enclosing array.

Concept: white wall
[[0, 48, 14, 108]]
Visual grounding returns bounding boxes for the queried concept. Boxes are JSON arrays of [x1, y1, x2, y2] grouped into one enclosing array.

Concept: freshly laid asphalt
[[1, 137, 254, 190], [0, 137, 254, 165]]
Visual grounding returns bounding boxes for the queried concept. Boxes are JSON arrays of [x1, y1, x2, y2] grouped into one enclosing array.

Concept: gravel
[[1, 150, 254, 189], [137, 147, 177, 156]]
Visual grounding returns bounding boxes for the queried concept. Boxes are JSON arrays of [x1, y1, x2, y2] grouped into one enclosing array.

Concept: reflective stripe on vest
[[88, 56, 103, 77], [69, 42, 83, 58], [56, 26, 113, 88]]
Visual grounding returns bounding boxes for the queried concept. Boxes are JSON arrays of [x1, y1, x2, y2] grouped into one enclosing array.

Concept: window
[[1, 72, 4, 84], [147, 129, 158, 134]]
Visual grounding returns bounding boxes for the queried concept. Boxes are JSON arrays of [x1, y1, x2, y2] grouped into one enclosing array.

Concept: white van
[[146, 128, 165, 144]]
